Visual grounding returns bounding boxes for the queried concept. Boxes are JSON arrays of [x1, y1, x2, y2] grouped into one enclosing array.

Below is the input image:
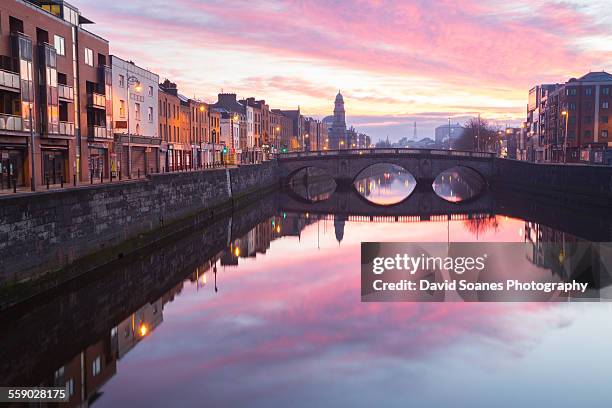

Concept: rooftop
[[574, 71, 612, 83]]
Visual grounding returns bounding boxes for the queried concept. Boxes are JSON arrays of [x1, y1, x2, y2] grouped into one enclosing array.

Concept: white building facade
[[110, 55, 160, 177]]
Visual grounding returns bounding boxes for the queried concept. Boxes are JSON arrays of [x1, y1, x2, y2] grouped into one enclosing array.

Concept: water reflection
[[289, 167, 336, 202], [2, 194, 612, 407], [433, 166, 486, 202], [354, 163, 417, 205]]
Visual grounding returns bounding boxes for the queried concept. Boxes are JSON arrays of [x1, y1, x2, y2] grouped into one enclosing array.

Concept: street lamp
[[126, 74, 141, 178], [561, 110, 569, 164]]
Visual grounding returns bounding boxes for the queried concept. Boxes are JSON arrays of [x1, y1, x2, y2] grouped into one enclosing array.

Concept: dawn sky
[[79, 0, 612, 142]]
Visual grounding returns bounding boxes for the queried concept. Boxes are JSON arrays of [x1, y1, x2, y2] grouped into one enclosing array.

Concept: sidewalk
[[0, 163, 251, 197]]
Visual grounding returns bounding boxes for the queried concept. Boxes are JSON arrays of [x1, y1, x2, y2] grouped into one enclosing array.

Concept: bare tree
[[455, 117, 498, 151]]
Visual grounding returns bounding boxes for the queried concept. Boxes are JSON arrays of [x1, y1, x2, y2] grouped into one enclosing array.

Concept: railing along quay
[[278, 148, 495, 159]]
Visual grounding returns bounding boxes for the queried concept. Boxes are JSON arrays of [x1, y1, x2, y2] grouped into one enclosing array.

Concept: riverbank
[[0, 161, 279, 310]]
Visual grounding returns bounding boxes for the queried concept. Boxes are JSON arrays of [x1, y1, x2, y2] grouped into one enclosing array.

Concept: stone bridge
[[278, 148, 495, 184]]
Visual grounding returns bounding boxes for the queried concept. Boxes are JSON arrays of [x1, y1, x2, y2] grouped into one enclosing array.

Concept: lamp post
[[29, 102, 35, 191], [477, 113, 481, 152], [275, 126, 280, 157], [561, 110, 568, 164], [126, 73, 141, 178], [448, 117, 451, 150], [231, 113, 239, 164], [199, 105, 205, 168], [211, 130, 216, 167]]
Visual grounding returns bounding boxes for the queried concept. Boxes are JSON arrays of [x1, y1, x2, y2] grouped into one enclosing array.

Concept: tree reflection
[[463, 215, 499, 237]]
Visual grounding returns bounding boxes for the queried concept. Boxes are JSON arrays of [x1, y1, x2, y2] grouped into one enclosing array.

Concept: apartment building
[[110, 55, 159, 177], [158, 79, 181, 171], [0, 0, 111, 189], [526, 72, 612, 164]]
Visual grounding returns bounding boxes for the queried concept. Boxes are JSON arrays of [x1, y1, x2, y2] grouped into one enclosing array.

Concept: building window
[[92, 357, 101, 376], [148, 86, 153, 97], [602, 130, 608, 138], [119, 100, 125, 117], [566, 88, 577, 96], [54, 366, 65, 380], [54, 35, 65, 56], [602, 101, 609, 109], [584, 116, 592, 123], [84, 48, 94, 66], [66, 378, 74, 397], [585, 88, 593, 96], [569, 102, 576, 110], [135, 103, 141, 120], [601, 116, 609, 124], [148, 106, 153, 122], [585, 130, 592, 138], [603, 87, 610, 96], [119, 74, 125, 87]]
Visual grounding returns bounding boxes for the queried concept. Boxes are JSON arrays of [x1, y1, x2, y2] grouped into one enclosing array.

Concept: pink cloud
[[74, 0, 612, 141]]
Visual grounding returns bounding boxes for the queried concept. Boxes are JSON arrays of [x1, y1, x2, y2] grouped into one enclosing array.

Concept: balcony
[[90, 125, 112, 139], [0, 113, 24, 132], [59, 121, 75, 136], [58, 84, 74, 101], [0, 69, 20, 92], [88, 92, 106, 110]]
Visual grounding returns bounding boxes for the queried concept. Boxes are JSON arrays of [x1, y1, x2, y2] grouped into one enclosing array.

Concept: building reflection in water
[[40, 284, 181, 407], [432, 166, 486, 202], [524, 221, 612, 290], [354, 163, 417, 205]]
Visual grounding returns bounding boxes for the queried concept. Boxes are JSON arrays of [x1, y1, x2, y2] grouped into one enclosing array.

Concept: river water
[[2, 165, 611, 407]]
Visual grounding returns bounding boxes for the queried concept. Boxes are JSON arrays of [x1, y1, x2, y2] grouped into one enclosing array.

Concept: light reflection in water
[[3, 201, 612, 407], [433, 166, 486, 202], [354, 163, 417, 205]]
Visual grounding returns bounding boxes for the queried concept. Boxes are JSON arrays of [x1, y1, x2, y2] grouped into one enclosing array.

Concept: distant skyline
[[77, 0, 612, 141]]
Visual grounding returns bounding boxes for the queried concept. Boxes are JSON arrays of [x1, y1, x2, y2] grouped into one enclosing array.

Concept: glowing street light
[[126, 74, 141, 178], [561, 110, 569, 163]]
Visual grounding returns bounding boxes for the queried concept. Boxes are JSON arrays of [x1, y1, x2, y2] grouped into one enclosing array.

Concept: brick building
[[0, 0, 111, 189], [526, 72, 612, 164], [158, 79, 181, 171]]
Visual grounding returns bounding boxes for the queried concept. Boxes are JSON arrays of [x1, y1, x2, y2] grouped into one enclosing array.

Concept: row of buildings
[[0, 0, 370, 191], [521, 71, 612, 165]]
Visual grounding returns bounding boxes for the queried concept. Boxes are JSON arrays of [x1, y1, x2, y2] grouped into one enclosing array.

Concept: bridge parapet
[[279, 148, 494, 160]]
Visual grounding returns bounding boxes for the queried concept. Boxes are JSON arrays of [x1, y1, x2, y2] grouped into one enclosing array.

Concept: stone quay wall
[[0, 161, 279, 289], [491, 158, 612, 208]]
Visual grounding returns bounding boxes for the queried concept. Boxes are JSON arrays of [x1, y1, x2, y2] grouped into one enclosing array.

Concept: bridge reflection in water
[[288, 162, 487, 207], [2, 188, 612, 406]]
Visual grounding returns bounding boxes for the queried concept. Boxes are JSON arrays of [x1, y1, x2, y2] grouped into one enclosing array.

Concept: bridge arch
[[352, 162, 419, 207], [432, 165, 488, 203], [351, 160, 417, 185], [284, 165, 335, 186]]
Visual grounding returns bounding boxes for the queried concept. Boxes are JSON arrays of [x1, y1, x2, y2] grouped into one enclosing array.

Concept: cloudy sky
[[78, 0, 612, 142]]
